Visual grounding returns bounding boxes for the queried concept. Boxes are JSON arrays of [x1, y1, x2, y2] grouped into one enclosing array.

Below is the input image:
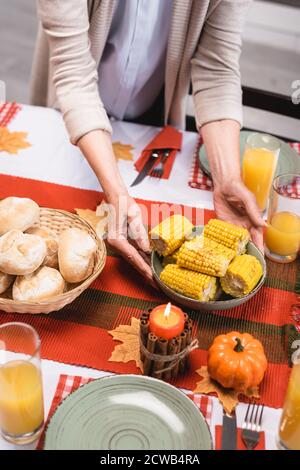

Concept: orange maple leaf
[[112, 141, 134, 161], [193, 366, 259, 415], [0, 127, 31, 154], [108, 317, 143, 372], [75, 201, 108, 238]]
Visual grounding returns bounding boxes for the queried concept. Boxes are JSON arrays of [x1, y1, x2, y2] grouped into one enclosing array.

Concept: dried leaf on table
[[112, 141, 134, 161], [193, 366, 259, 415], [75, 201, 108, 238], [0, 127, 31, 154], [108, 317, 143, 372]]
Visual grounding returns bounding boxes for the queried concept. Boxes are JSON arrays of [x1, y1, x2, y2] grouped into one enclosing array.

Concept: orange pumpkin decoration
[[207, 331, 268, 392]]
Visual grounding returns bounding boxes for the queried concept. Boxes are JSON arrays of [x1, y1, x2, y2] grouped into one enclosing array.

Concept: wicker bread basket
[[0, 208, 106, 314]]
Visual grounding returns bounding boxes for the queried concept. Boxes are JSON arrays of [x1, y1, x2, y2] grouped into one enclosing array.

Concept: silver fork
[[241, 403, 264, 450], [150, 150, 170, 178]]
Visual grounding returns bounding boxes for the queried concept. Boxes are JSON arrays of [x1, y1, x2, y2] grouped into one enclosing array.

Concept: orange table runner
[[0, 174, 299, 409]]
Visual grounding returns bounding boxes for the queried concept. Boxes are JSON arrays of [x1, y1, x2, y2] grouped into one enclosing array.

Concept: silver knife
[[130, 151, 160, 187], [221, 412, 237, 450]]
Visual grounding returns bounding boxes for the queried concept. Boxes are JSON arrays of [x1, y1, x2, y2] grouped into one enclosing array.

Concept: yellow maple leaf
[[193, 366, 259, 415], [108, 317, 143, 372], [75, 201, 108, 238], [0, 127, 31, 154], [112, 141, 134, 161]]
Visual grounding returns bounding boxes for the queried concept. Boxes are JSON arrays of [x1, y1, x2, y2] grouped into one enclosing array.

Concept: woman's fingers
[[236, 183, 265, 228], [108, 236, 156, 287], [125, 199, 151, 253], [250, 226, 264, 253], [128, 213, 151, 254]]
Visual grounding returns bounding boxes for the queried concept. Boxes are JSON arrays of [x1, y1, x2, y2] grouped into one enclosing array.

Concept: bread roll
[[0, 271, 14, 294], [58, 228, 97, 283], [0, 197, 40, 235], [26, 227, 59, 269], [13, 266, 65, 301], [0, 230, 47, 275]]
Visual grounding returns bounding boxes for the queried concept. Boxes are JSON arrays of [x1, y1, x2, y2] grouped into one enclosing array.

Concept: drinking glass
[[278, 359, 300, 450], [0, 322, 44, 444], [242, 133, 281, 211], [265, 173, 300, 263]]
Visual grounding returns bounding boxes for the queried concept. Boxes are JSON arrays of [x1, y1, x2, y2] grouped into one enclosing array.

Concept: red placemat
[[0, 174, 299, 409], [189, 139, 300, 191], [37, 374, 213, 450]]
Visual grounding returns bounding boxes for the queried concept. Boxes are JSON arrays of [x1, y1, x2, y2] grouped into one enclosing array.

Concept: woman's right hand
[[78, 129, 154, 286], [104, 190, 155, 286]]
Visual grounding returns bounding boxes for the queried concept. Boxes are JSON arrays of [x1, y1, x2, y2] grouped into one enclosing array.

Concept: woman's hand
[[213, 179, 265, 251], [201, 120, 265, 251], [105, 191, 155, 286], [77, 129, 154, 286]]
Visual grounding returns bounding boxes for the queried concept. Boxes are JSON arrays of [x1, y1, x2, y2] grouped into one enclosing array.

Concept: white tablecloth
[[0, 105, 281, 450]]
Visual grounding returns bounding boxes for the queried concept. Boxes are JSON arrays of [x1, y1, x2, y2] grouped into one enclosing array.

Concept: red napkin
[[134, 126, 182, 179], [215, 425, 265, 450]]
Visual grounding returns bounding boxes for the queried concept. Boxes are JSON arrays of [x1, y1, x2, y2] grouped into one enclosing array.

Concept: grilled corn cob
[[160, 264, 217, 301], [150, 215, 194, 256], [220, 254, 263, 298], [162, 248, 180, 266], [204, 219, 250, 255], [177, 236, 235, 277]]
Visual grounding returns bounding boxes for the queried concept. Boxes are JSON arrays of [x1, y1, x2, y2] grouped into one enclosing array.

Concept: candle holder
[[139, 309, 198, 381]]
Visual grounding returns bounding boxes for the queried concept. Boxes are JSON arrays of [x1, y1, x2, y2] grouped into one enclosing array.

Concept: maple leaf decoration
[[75, 201, 108, 238], [112, 141, 134, 161], [108, 317, 143, 372], [193, 366, 259, 415], [0, 127, 31, 154]]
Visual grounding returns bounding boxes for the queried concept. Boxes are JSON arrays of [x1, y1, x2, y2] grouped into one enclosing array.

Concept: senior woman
[[30, 0, 263, 284]]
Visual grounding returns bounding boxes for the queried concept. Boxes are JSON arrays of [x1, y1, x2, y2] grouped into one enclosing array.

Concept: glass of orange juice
[[242, 133, 281, 211], [278, 357, 300, 450], [265, 173, 300, 263], [0, 322, 44, 444]]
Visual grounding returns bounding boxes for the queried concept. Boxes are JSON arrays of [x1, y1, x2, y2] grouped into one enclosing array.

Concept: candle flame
[[164, 302, 171, 319]]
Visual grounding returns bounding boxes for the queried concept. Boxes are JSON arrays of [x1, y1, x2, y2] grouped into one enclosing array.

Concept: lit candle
[[149, 302, 185, 340]]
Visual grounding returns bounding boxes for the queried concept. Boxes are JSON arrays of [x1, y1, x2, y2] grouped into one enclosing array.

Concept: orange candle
[[149, 303, 185, 340]]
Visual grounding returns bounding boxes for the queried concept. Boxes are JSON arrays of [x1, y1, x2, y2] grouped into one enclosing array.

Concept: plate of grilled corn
[[150, 215, 266, 311]]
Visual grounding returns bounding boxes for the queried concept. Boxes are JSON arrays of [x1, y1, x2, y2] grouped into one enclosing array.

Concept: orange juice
[[279, 363, 300, 450], [0, 360, 44, 436], [265, 211, 300, 256], [242, 147, 277, 211]]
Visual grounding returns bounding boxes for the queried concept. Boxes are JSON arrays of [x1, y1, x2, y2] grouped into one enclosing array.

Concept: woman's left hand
[[213, 179, 265, 252]]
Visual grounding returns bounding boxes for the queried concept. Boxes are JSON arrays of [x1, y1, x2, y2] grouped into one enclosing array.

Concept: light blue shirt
[[98, 0, 173, 121]]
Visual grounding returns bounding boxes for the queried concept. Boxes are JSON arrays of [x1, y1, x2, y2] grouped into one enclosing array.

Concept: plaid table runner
[[189, 138, 300, 191], [37, 374, 213, 450], [0, 174, 299, 409]]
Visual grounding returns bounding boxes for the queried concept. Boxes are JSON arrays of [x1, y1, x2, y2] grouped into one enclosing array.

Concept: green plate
[[44, 375, 212, 450], [199, 130, 300, 178], [151, 226, 266, 311]]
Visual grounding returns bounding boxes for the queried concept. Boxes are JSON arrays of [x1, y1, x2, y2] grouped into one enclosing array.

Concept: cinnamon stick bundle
[[152, 338, 168, 380], [143, 332, 157, 376], [139, 309, 194, 380]]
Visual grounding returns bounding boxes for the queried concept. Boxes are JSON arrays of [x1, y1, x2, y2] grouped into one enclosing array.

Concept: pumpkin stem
[[234, 337, 244, 353]]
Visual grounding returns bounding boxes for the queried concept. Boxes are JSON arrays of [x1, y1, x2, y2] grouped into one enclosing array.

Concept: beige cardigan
[[30, 0, 250, 144]]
